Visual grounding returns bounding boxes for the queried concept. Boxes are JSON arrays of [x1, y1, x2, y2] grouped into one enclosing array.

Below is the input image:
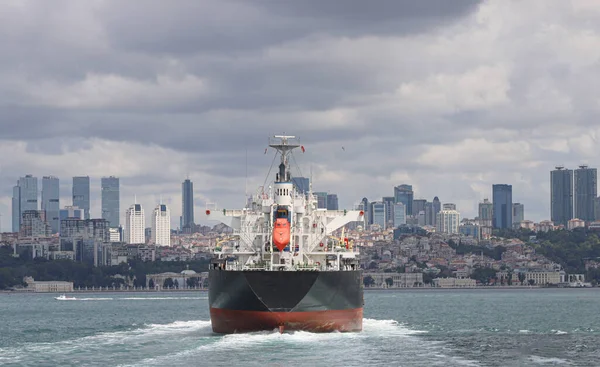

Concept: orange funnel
[[273, 218, 290, 251]]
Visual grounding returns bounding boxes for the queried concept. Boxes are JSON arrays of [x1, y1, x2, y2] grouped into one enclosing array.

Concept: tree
[[518, 272, 526, 285], [173, 279, 179, 289], [528, 279, 535, 286], [363, 275, 375, 287], [186, 277, 199, 289], [148, 279, 155, 289], [385, 277, 393, 288], [163, 278, 174, 288]]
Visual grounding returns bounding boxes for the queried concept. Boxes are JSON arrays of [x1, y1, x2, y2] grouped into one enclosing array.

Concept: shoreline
[[1, 286, 597, 294]]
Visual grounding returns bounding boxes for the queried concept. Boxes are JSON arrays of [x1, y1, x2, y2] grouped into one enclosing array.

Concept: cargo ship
[[206, 135, 364, 334]]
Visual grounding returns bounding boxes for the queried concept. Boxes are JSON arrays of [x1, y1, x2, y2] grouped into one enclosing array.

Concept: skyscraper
[[432, 196, 441, 226], [574, 165, 597, 222], [314, 192, 328, 209], [512, 203, 524, 227], [152, 204, 171, 246], [125, 203, 145, 244], [412, 199, 427, 216], [360, 197, 370, 225], [492, 184, 512, 229], [42, 176, 60, 233], [393, 202, 406, 227], [12, 175, 38, 232], [394, 185, 413, 216], [326, 194, 339, 210], [382, 196, 395, 228], [73, 176, 90, 219], [291, 177, 310, 195], [101, 176, 120, 228], [478, 198, 493, 227], [182, 178, 194, 228], [551, 166, 573, 227], [371, 201, 386, 229]]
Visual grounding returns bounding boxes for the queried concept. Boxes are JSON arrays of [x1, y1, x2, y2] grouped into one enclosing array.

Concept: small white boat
[[55, 294, 77, 301]]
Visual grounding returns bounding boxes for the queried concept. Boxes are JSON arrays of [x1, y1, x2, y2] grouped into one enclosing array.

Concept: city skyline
[[1, 1, 599, 231], [3, 166, 599, 232]]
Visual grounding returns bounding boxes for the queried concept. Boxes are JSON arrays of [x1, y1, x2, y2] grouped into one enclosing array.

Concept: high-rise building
[[291, 177, 310, 195], [60, 206, 84, 220], [125, 203, 145, 244], [394, 185, 413, 216], [361, 197, 371, 225], [20, 210, 51, 238], [478, 198, 493, 227], [492, 184, 512, 229], [326, 194, 339, 210], [443, 203, 456, 210], [436, 208, 460, 234], [72, 176, 90, 219], [314, 192, 328, 209], [424, 202, 435, 226], [574, 165, 597, 222], [12, 175, 38, 232], [60, 218, 110, 265], [412, 199, 427, 216], [371, 201, 386, 229], [432, 196, 441, 226], [551, 166, 574, 227], [152, 204, 171, 246], [42, 176, 60, 234], [393, 202, 406, 227], [512, 203, 525, 227], [382, 197, 395, 228], [182, 179, 194, 228], [101, 176, 120, 228]]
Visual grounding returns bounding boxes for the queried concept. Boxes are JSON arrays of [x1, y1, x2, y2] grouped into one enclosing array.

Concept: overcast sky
[[1, 0, 599, 230]]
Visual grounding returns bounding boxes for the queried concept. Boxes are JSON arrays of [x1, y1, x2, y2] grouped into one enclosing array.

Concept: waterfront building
[[101, 176, 120, 228], [492, 184, 512, 229], [393, 202, 406, 227], [394, 185, 413, 216], [478, 198, 493, 227], [512, 203, 525, 228], [152, 204, 171, 246], [12, 175, 38, 232], [72, 176, 90, 219], [182, 178, 194, 228], [574, 165, 597, 222], [550, 166, 573, 227], [326, 194, 339, 210], [125, 203, 145, 244], [436, 207, 460, 234], [24, 277, 74, 293], [41, 176, 60, 234]]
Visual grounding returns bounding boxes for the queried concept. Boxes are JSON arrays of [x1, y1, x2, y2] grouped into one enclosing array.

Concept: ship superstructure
[[207, 135, 365, 333]]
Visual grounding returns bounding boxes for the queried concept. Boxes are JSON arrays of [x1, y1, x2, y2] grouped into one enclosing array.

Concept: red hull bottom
[[210, 307, 363, 333]]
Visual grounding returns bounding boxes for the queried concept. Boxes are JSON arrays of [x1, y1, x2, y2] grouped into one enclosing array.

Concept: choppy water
[[1, 289, 599, 366]]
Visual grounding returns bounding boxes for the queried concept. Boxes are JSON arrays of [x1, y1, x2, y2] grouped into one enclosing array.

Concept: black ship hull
[[208, 269, 363, 333]]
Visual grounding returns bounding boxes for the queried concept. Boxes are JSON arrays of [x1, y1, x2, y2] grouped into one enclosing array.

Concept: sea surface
[[0, 289, 599, 366]]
